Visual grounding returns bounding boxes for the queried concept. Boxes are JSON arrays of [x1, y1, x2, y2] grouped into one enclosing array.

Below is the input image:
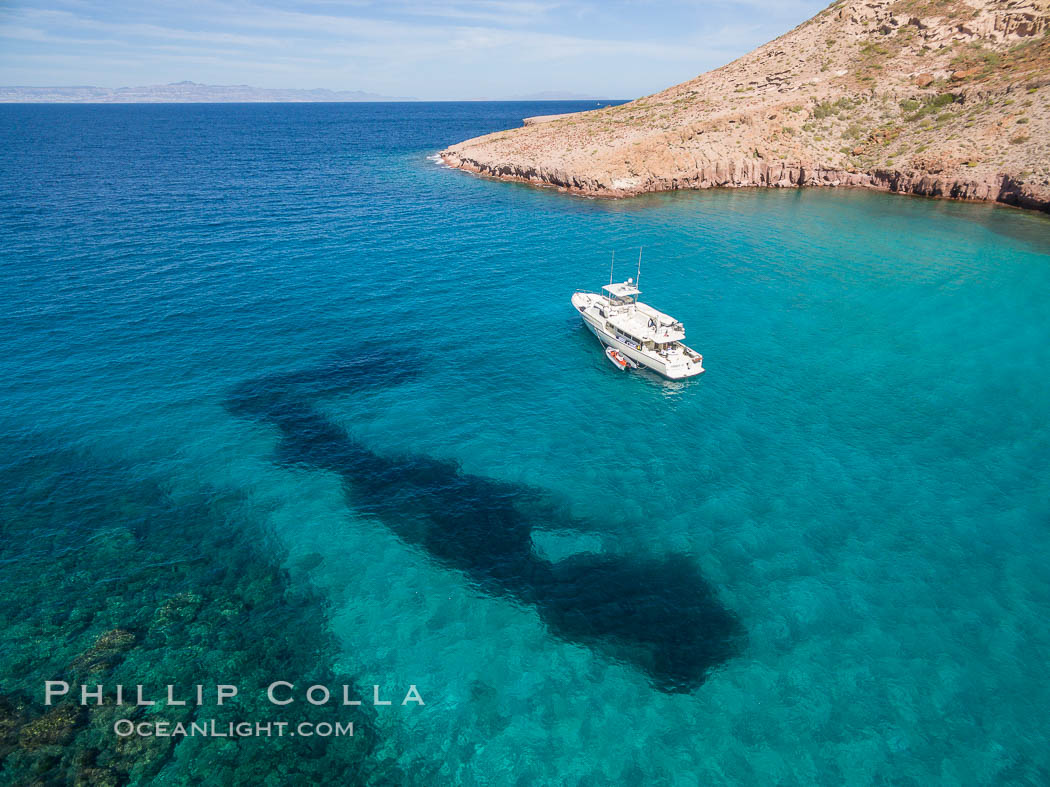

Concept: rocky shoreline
[[440, 0, 1050, 216], [440, 151, 1050, 212]]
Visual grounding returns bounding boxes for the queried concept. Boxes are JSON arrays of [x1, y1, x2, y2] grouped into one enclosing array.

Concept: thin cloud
[[0, 0, 827, 97]]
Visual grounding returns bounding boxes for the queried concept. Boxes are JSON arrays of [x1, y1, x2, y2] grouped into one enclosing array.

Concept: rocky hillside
[[442, 0, 1050, 212]]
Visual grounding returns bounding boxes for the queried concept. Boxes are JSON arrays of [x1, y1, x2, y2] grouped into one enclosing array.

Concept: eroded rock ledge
[[440, 152, 1050, 212]]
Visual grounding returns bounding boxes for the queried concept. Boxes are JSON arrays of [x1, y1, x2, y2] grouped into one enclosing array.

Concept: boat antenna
[[636, 247, 643, 289], [609, 250, 615, 285]]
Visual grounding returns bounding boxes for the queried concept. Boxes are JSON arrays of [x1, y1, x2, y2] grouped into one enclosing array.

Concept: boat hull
[[580, 311, 703, 380]]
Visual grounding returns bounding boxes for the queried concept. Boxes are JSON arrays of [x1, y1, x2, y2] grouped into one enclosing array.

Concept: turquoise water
[[2, 103, 1050, 785]]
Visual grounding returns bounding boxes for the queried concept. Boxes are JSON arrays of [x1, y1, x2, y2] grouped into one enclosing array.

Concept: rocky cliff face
[[442, 0, 1050, 212]]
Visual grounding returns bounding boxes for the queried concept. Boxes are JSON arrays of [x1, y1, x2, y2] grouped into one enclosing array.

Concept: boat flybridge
[[572, 276, 705, 379]]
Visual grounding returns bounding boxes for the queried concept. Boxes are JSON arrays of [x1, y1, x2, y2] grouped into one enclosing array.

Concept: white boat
[[572, 274, 705, 380]]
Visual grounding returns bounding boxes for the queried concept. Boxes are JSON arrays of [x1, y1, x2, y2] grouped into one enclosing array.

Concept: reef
[[0, 438, 390, 785]]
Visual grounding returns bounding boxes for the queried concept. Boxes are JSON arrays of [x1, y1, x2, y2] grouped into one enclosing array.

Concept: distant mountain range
[[0, 81, 416, 103], [0, 82, 622, 103]]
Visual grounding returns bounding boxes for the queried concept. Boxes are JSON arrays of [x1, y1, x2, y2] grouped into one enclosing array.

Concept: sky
[[0, 0, 830, 99]]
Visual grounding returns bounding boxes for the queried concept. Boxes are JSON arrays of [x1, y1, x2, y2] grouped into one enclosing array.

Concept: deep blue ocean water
[[1, 102, 1049, 785]]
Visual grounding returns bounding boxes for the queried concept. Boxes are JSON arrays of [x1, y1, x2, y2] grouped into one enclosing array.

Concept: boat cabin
[[599, 281, 687, 349], [602, 281, 641, 304]]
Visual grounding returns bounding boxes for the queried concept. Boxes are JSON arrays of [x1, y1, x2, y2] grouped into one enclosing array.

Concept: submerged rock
[[153, 591, 203, 627], [70, 629, 136, 674], [18, 703, 85, 750], [296, 551, 325, 572], [72, 748, 121, 787], [0, 694, 28, 759]]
